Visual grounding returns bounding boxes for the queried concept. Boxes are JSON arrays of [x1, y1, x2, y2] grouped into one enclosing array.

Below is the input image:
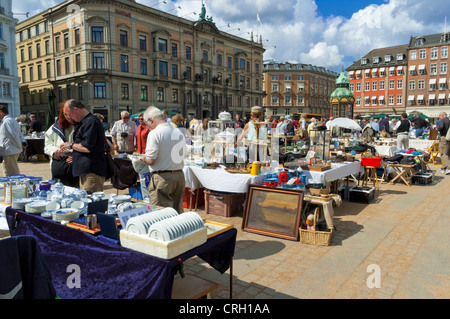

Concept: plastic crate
[[183, 188, 205, 209], [412, 170, 435, 185], [129, 184, 143, 200], [361, 157, 383, 168], [349, 186, 375, 203], [204, 190, 246, 217]]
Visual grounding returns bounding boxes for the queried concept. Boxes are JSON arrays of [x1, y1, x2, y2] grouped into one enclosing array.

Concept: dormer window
[[396, 54, 404, 61], [361, 58, 369, 65], [373, 57, 380, 64], [384, 55, 391, 62], [416, 37, 424, 46]]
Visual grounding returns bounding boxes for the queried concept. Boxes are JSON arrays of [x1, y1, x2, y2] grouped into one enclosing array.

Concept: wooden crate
[[182, 187, 205, 209], [204, 190, 246, 217]]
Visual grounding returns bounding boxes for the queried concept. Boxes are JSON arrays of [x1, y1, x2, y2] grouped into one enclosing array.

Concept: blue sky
[[12, 0, 450, 72]]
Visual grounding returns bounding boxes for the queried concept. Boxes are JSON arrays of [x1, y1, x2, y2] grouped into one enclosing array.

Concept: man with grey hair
[[140, 106, 187, 213], [111, 111, 136, 154], [437, 112, 450, 174]]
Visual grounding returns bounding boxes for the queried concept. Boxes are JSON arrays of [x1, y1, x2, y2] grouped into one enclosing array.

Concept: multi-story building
[[406, 33, 450, 117], [0, 0, 20, 118], [16, 0, 265, 126], [346, 44, 408, 117], [263, 60, 338, 118]]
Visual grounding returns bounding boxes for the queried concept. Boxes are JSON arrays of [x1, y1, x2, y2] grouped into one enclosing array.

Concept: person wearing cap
[[284, 115, 295, 136], [111, 111, 137, 154], [28, 113, 43, 134]]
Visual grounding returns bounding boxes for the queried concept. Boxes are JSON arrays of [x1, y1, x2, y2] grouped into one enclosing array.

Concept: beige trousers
[[2, 153, 20, 176], [439, 137, 450, 170], [148, 170, 185, 214], [80, 173, 106, 194]]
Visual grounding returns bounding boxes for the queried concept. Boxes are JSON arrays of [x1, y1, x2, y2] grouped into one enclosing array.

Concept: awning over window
[[439, 78, 447, 84], [429, 79, 437, 84], [356, 70, 362, 75], [397, 66, 403, 71], [389, 67, 395, 71], [379, 95, 385, 100], [365, 69, 370, 73], [408, 95, 415, 101], [418, 64, 426, 70], [372, 68, 378, 73], [417, 95, 424, 100], [379, 67, 385, 72], [439, 94, 446, 99], [429, 94, 436, 100], [409, 65, 416, 70]]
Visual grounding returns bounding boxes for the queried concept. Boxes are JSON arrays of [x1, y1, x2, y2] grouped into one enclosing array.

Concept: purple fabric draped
[[6, 208, 236, 299]]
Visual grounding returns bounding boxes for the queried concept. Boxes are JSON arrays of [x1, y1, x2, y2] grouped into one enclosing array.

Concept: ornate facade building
[[263, 60, 338, 118], [16, 0, 265, 125], [0, 0, 20, 118]]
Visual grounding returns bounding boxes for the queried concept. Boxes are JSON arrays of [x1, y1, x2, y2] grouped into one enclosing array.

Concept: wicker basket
[[299, 207, 333, 246]]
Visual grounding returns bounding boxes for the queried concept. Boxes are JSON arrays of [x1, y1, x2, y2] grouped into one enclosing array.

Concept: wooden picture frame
[[242, 184, 304, 241]]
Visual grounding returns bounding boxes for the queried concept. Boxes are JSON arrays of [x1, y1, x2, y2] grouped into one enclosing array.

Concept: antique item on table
[[120, 209, 207, 259], [52, 208, 80, 222], [301, 164, 332, 172], [242, 184, 304, 241], [24, 200, 49, 214], [224, 167, 250, 174], [86, 214, 98, 230], [11, 197, 34, 210], [202, 162, 220, 169], [204, 220, 234, 239]]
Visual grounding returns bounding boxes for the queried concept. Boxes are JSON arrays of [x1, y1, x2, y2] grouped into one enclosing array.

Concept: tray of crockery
[[120, 209, 207, 259], [52, 208, 80, 223], [24, 200, 50, 214]]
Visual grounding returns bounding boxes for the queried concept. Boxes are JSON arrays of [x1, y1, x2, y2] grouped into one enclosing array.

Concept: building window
[[365, 81, 370, 91], [239, 58, 245, 69], [92, 27, 104, 43], [389, 80, 395, 90], [227, 56, 232, 68], [397, 79, 403, 89], [121, 83, 129, 100], [63, 33, 69, 49], [442, 46, 448, 59], [355, 97, 361, 106], [159, 61, 168, 77], [78, 84, 83, 99], [217, 54, 222, 66], [75, 54, 81, 72], [255, 63, 260, 74], [36, 43, 41, 58], [430, 63, 437, 75], [171, 64, 178, 79], [202, 50, 208, 63], [356, 83, 361, 92], [172, 89, 178, 103], [139, 35, 147, 51], [74, 29, 80, 45], [410, 50, 416, 60], [157, 87, 164, 102], [158, 39, 167, 52], [44, 21, 49, 32], [272, 96, 278, 104], [56, 60, 61, 76], [418, 80, 425, 89], [185, 46, 191, 59], [28, 46, 32, 60], [372, 81, 377, 91], [46, 62, 51, 78], [396, 95, 402, 105], [285, 96, 291, 104], [29, 67, 33, 82], [37, 65, 42, 80], [140, 85, 148, 101], [440, 62, 447, 74], [55, 36, 60, 51], [409, 80, 415, 90], [120, 55, 128, 72], [140, 58, 147, 75], [184, 66, 192, 81], [119, 30, 128, 46], [419, 49, 426, 59], [94, 82, 106, 99], [431, 48, 438, 60], [171, 43, 177, 57], [45, 40, 50, 55], [93, 52, 105, 69], [65, 57, 70, 74], [389, 95, 394, 105]]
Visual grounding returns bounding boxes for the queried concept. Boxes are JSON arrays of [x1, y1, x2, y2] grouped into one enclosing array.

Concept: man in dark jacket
[[379, 116, 390, 134], [411, 114, 427, 138]]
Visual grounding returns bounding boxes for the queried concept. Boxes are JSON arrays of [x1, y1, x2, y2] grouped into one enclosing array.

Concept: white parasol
[[328, 117, 362, 131]]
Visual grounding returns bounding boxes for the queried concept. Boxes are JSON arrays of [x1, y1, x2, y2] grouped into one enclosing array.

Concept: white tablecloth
[[187, 166, 262, 193], [409, 139, 436, 151], [0, 203, 8, 230], [302, 161, 364, 185], [375, 145, 398, 157]]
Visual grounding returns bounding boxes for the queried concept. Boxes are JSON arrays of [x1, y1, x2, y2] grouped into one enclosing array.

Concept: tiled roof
[[263, 61, 339, 77], [346, 44, 408, 71]]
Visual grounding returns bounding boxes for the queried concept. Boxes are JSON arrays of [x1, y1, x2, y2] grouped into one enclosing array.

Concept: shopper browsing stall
[[437, 112, 450, 175], [394, 113, 411, 151], [140, 106, 187, 214]]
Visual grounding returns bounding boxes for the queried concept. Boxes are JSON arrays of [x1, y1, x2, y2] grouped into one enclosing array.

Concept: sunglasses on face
[[122, 117, 129, 119]]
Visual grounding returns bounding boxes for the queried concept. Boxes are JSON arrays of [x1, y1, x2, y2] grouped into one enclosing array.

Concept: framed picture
[[242, 185, 304, 241]]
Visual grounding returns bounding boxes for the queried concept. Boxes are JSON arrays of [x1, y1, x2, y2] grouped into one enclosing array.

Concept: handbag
[[51, 157, 73, 179], [105, 152, 119, 180]]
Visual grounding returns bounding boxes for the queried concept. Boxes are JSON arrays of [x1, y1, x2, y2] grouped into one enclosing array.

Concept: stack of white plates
[[113, 195, 131, 204], [125, 207, 178, 235], [148, 211, 204, 242], [52, 208, 80, 222], [11, 198, 34, 210], [25, 200, 49, 214]]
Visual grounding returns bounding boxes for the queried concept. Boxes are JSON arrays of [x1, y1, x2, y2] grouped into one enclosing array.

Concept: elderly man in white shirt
[[111, 111, 137, 154], [140, 106, 187, 214], [0, 105, 27, 176]]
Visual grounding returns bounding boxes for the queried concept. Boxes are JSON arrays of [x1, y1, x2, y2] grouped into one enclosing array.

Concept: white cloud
[[300, 42, 344, 68]]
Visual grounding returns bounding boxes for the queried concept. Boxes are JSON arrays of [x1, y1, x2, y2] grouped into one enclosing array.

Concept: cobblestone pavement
[[2, 158, 450, 299]]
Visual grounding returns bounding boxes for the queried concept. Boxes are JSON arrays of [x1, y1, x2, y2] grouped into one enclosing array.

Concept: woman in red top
[[136, 114, 151, 154]]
